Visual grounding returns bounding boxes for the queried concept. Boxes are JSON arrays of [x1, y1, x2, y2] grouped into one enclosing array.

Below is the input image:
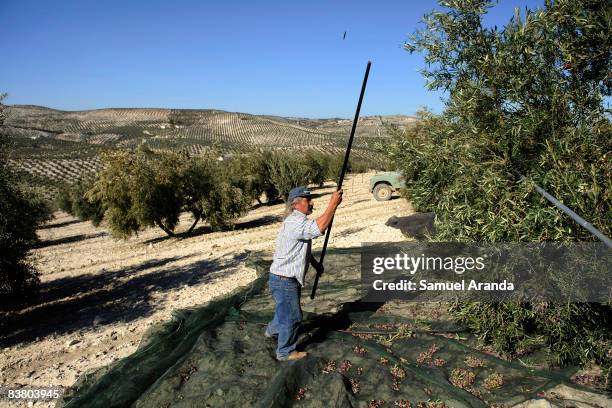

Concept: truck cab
[[369, 171, 405, 201]]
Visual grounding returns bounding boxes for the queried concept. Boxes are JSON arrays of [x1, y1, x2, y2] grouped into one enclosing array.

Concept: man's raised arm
[[315, 190, 343, 233]]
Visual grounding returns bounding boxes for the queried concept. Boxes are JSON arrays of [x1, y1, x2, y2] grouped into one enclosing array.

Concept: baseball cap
[[288, 186, 312, 202]]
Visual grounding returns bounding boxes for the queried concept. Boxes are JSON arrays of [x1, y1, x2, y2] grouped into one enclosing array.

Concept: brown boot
[[286, 351, 307, 361]]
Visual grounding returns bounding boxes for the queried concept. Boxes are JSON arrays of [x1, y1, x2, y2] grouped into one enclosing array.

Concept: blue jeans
[[266, 273, 302, 360]]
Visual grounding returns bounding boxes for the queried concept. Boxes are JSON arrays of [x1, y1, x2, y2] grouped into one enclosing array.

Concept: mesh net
[[57, 247, 607, 408]]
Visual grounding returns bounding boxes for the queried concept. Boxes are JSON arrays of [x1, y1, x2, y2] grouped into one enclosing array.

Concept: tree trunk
[[155, 220, 175, 237], [187, 215, 201, 234]]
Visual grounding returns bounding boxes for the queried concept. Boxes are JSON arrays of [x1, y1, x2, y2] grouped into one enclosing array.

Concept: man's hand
[[330, 189, 343, 208]]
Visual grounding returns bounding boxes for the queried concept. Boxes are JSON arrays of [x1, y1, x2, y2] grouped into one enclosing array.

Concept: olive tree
[[264, 150, 311, 202], [397, 0, 611, 242], [0, 94, 52, 309], [391, 0, 611, 372], [88, 147, 251, 238], [57, 178, 105, 226], [180, 153, 251, 233], [304, 151, 331, 187], [87, 147, 183, 238], [250, 149, 281, 203]]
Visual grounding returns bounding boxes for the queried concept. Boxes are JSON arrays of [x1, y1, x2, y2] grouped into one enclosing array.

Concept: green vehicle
[[369, 171, 405, 201]]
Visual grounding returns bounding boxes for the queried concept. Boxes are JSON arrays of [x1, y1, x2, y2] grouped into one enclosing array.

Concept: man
[[265, 185, 343, 361]]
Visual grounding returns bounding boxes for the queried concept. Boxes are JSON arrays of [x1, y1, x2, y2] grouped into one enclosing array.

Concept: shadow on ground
[[297, 300, 385, 349], [144, 214, 283, 244], [386, 212, 436, 240], [38, 219, 82, 230], [33, 232, 108, 249], [0, 250, 263, 348], [336, 226, 367, 237]]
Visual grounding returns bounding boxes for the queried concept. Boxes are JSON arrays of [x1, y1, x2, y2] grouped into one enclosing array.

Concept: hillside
[[1, 105, 416, 197], [3, 105, 416, 141]]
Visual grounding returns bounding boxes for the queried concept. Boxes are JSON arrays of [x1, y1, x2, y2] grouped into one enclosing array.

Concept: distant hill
[[1, 105, 416, 198], [2, 105, 416, 146]]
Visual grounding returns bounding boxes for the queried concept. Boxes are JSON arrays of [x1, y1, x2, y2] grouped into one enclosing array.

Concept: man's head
[[287, 186, 314, 215]]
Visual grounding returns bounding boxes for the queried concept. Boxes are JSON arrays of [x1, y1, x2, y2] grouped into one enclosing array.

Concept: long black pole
[[310, 61, 371, 300]]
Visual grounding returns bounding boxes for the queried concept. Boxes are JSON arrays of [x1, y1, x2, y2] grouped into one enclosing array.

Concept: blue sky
[[1, 0, 543, 118]]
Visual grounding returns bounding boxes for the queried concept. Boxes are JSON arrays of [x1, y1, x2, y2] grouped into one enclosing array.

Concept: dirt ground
[[0, 172, 414, 407]]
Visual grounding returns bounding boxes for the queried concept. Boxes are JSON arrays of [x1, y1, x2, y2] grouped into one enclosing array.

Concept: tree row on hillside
[[58, 148, 386, 238]]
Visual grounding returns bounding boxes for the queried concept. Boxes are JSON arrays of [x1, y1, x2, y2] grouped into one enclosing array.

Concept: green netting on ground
[[57, 248, 607, 408]]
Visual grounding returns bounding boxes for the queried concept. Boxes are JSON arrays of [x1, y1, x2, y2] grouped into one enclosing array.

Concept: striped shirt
[[269, 210, 323, 286]]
